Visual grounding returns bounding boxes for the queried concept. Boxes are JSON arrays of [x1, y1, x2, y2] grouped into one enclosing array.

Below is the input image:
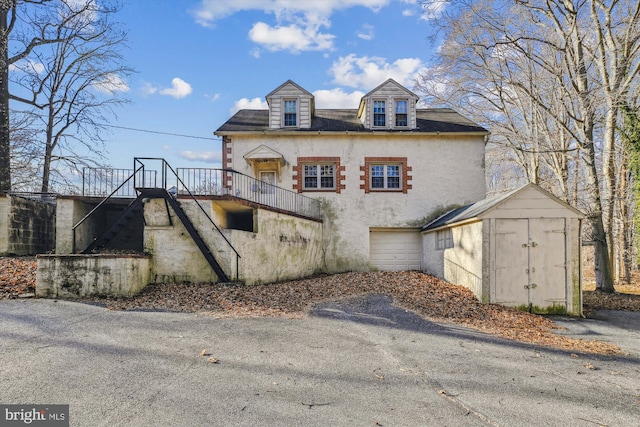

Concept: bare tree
[[1, 0, 67, 193], [417, 2, 579, 198], [620, 102, 640, 282], [418, 0, 632, 292], [587, 0, 640, 279], [9, 109, 41, 190], [0, 0, 129, 193], [10, 0, 131, 193]]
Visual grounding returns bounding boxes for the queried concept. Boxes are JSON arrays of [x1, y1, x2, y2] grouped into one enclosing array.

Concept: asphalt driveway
[[1, 295, 638, 426]]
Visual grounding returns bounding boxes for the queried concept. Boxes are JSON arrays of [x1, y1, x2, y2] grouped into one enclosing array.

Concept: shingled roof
[[216, 108, 488, 134], [421, 183, 585, 232]]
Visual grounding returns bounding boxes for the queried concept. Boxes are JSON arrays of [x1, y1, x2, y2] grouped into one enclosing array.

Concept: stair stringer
[[140, 189, 235, 283], [174, 198, 239, 282]]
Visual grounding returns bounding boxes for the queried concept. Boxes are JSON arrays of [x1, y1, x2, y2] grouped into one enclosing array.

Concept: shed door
[[494, 218, 566, 309], [494, 219, 529, 304], [370, 230, 421, 271], [529, 218, 567, 308]]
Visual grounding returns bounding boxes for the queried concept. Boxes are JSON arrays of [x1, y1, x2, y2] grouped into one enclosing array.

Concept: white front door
[[259, 171, 276, 195], [259, 171, 276, 185]]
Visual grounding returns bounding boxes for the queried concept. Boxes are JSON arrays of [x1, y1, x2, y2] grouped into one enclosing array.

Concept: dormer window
[[395, 100, 408, 127], [284, 99, 297, 127], [358, 79, 419, 130], [373, 100, 386, 127]]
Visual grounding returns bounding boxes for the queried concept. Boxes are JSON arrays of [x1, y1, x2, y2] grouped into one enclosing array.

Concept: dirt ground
[[3, 256, 640, 355]]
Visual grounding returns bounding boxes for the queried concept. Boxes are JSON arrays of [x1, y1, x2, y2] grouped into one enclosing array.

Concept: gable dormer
[[266, 80, 315, 129], [357, 79, 419, 130]]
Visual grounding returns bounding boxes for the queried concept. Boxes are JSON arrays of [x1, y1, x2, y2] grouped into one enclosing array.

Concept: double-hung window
[[373, 100, 386, 127], [395, 100, 408, 127], [370, 164, 401, 190], [304, 163, 335, 190], [284, 100, 297, 127]]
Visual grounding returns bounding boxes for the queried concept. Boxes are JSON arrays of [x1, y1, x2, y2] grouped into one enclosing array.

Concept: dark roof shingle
[[216, 108, 488, 134]]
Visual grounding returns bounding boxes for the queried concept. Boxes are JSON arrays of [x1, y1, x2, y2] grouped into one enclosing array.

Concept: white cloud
[[250, 47, 262, 58], [248, 21, 335, 53], [10, 59, 45, 74], [207, 93, 221, 102], [356, 24, 374, 41], [159, 78, 193, 99], [178, 150, 222, 163], [93, 73, 130, 94], [191, 0, 390, 53], [192, 0, 390, 27], [420, 0, 447, 20], [330, 54, 425, 89], [313, 88, 364, 109], [230, 97, 268, 114], [141, 82, 158, 96]]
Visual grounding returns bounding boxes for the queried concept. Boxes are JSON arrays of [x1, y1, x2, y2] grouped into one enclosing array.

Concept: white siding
[[444, 222, 484, 298], [422, 221, 484, 300], [361, 81, 418, 129], [484, 186, 581, 219], [267, 82, 313, 129]]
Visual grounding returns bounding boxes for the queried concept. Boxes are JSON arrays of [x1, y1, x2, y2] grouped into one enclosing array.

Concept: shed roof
[[421, 183, 584, 232], [216, 108, 488, 134]]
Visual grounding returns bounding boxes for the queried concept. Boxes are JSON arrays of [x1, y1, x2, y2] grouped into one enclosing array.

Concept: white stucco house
[[215, 79, 489, 272], [32, 78, 584, 315]]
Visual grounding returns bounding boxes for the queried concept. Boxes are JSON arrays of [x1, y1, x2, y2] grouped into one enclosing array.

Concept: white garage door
[[370, 230, 422, 271]]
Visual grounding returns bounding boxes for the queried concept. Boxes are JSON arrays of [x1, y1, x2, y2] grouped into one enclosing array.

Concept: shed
[[421, 184, 584, 315]]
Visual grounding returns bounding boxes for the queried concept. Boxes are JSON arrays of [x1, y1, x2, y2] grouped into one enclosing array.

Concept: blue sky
[[105, 0, 440, 170]]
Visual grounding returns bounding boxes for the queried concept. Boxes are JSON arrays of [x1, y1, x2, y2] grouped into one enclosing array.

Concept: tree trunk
[[584, 139, 615, 292], [0, 5, 10, 193], [602, 107, 618, 281], [41, 111, 56, 193], [41, 143, 52, 193]]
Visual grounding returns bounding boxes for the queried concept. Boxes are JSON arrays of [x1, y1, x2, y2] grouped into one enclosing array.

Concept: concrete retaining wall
[[36, 254, 151, 298], [230, 208, 323, 285], [144, 198, 324, 285], [55, 197, 144, 254], [0, 194, 56, 256]]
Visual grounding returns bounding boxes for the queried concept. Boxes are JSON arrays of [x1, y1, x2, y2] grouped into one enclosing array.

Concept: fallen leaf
[[2, 258, 634, 355]]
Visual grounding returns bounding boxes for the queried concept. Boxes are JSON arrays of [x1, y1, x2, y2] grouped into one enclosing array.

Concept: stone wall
[[0, 194, 56, 256]]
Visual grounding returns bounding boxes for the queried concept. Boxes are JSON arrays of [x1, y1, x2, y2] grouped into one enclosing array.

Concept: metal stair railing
[[72, 164, 144, 253], [138, 188, 230, 282], [176, 167, 322, 220], [134, 158, 241, 282], [80, 194, 145, 254], [82, 167, 156, 197]]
